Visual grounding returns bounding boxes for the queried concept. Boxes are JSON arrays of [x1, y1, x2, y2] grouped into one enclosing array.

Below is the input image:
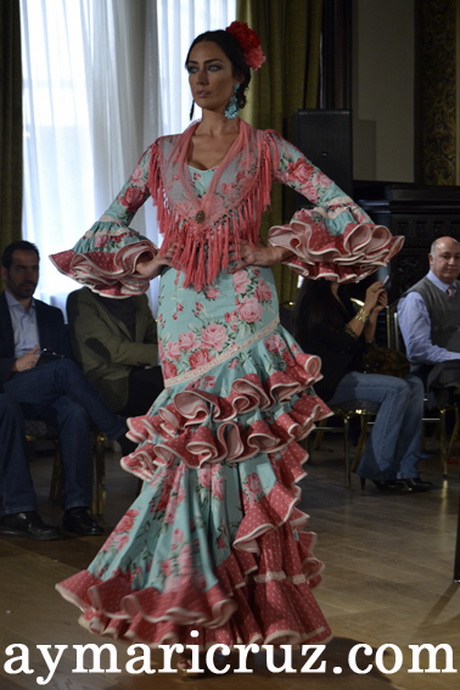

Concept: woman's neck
[[187, 113, 241, 170], [194, 110, 240, 137]]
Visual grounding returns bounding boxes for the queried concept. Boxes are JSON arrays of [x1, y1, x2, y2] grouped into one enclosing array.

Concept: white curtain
[[157, 0, 237, 135], [20, 0, 235, 312]]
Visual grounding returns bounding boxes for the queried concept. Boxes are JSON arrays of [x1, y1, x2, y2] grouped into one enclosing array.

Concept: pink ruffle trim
[[121, 367, 330, 480], [49, 240, 156, 297], [56, 445, 331, 647], [269, 209, 404, 283]]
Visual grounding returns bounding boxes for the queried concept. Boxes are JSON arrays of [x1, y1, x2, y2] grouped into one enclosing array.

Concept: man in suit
[[0, 240, 133, 540], [67, 287, 163, 416]]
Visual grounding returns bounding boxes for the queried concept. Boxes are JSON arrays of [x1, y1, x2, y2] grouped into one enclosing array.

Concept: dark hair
[[2, 240, 40, 270], [293, 278, 353, 346], [185, 30, 251, 109]]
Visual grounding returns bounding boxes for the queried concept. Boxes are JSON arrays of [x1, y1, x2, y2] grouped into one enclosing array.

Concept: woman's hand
[[136, 247, 176, 279], [363, 282, 388, 342], [363, 281, 387, 314], [228, 241, 292, 272], [373, 287, 388, 313]]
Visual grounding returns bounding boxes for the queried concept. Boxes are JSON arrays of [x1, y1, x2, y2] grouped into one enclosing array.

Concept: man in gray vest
[[398, 236, 460, 404], [398, 236, 460, 366]]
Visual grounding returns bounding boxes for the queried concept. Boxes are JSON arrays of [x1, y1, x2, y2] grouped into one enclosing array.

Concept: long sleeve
[[267, 133, 404, 282], [398, 292, 460, 364], [50, 124, 404, 296], [50, 146, 158, 297]]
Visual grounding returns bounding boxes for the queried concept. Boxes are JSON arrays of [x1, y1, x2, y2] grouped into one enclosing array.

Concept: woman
[[293, 278, 430, 492], [51, 23, 403, 668]]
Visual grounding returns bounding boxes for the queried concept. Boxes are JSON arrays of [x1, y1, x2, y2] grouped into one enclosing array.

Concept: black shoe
[[0, 511, 61, 541], [63, 508, 104, 536], [400, 477, 433, 492], [360, 477, 410, 492], [374, 479, 411, 492]]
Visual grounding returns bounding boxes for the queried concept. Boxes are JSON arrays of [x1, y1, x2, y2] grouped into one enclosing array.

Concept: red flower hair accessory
[[226, 21, 266, 71]]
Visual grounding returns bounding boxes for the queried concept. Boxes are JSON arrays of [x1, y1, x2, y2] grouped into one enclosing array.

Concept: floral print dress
[[53, 125, 403, 648]]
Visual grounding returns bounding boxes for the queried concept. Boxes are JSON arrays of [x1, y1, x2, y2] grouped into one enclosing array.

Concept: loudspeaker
[[292, 109, 353, 200]]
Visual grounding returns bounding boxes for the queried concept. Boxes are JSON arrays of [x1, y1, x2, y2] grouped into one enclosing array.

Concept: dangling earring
[[224, 84, 239, 119], [189, 100, 195, 120]]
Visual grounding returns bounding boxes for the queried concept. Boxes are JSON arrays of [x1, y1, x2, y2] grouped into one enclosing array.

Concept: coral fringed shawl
[[149, 119, 277, 291]]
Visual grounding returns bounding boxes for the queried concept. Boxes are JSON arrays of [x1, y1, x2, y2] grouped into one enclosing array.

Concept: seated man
[[398, 236, 460, 403], [66, 287, 163, 417], [0, 240, 133, 539]]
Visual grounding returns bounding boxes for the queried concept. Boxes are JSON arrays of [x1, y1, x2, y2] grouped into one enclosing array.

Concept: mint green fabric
[[236, 0, 323, 303]]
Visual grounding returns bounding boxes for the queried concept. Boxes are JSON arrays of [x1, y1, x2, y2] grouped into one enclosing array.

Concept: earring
[[189, 100, 195, 120], [224, 84, 239, 119]]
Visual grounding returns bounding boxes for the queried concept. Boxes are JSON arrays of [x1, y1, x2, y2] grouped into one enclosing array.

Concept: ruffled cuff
[[268, 205, 404, 283], [49, 220, 158, 297]]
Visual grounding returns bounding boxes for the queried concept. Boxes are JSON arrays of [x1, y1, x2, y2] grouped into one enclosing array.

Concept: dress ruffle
[[123, 389, 327, 477], [52, 127, 401, 650], [269, 206, 404, 283], [50, 203, 404, 299], [50, 225, 156, 297], [56, 313, 332, 648], [121, 334, 329, 479], [56, 441, 330, 647]]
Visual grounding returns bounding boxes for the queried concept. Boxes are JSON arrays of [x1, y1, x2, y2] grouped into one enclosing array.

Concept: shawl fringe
[[148, 121, 276, 291]]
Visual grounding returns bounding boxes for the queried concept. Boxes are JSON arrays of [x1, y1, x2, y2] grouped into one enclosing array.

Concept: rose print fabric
[[56, 263, 333, 646], [54, 124, 402, 649], [50, 121, 403, 295]]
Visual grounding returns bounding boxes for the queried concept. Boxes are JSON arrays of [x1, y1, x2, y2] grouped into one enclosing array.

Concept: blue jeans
[[2, 359, 126, 512], [327, 372, 424, 481]]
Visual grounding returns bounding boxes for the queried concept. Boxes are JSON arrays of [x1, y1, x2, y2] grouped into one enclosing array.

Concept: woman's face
[[186, 41, 241, 114]]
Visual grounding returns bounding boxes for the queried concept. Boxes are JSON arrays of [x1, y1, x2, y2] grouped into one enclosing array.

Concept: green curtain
[[414, 0, 457, 185], [236, 0, 323, 303], [0, 0, 22, 289]]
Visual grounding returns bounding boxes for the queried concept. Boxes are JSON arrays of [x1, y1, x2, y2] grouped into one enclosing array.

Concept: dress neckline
[[184, 120, 242, 176], [188, 165, 216, 173]]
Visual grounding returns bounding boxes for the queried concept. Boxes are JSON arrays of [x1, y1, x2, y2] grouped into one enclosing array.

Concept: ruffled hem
[[268, 207, 404, 283], [57, 570, 331, 648], [49, 236, 156, 297], [56, 463, 331, 647]]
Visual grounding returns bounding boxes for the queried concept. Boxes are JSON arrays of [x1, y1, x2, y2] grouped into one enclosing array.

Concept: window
[[20, 0, 235, 309]]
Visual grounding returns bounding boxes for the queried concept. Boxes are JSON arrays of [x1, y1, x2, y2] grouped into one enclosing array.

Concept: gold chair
[[313, 401, 379, 487]]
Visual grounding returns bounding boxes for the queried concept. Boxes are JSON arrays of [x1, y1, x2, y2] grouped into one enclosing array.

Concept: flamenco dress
[[51, 122, 403, 648]]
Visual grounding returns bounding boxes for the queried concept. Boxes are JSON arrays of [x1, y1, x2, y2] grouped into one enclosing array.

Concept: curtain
[[157, 0, 236, 136], [414, 0, 458, 185], [236, 0, 323, 303], [0, 0, 22, 292], [20, 0, 236, 312], [20, 0, 162, 310]]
